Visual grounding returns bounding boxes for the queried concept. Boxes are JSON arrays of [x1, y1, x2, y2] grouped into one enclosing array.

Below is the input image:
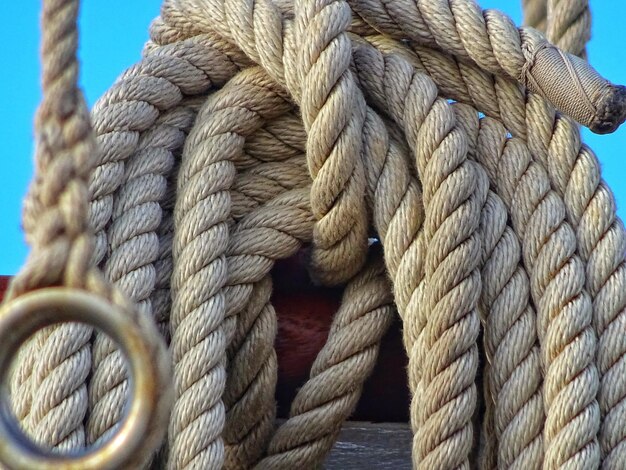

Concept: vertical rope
[[522, 0, 548, 31], [546, 0, 591, 58], [476, 117, 600, 470], [4, 2, 173, 467], [291, 0, 369, 285], [455, 103, 545, 470], [351, 50, 486, 468], [8, 0, 95, 451], [524, 94, 626, 468]]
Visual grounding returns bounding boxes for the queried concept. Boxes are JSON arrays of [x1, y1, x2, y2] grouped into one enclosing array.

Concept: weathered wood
[[325, 422, 411, 469]]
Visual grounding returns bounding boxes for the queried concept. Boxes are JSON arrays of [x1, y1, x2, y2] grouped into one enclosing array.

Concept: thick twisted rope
[[221, 186, 316, 466], [214, 86, 308, 467], [454, 103, 545, 470], [546, 0, 591, 58], [523, 0, 591, 58], [259, 248, 395, 468], [80, 26, 252, 456], [8, 0, 96, 450], [368, 25, 625, 469], [4, 0, 626, 469], [521, 93, 626, 469], [87, 98, 197, 447], [350, 47, 485, 467], [476, 117, 600, 469], [290, 0, 370, 285], [165, 1, 620, 466], [349, 0, 626, 134], [356, 21, 624, 467], [169, 66, 293, 468], [157, 11, 477, 466], [523, 0, 548, 31]]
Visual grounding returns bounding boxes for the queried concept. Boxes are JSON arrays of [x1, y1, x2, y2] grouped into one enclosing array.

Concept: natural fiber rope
[[223, 124, 309, 468], [523, 0, 548, 32], [476, 117, 600, 469], [523, 0, 591, 58], [546, 0, 591, 58], [8, 0, 96, 450], [259, 247, 395, 468], [4, 1, 172, 467], [3, 0, 626, 469], [292, 0, 370, 285], [351, 50, 487, 468], [455, 103, 544, 470], [366, 25, 625, 469]]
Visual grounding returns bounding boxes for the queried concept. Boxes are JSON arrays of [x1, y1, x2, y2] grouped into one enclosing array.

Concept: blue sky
[[1, 1, 624, 274]]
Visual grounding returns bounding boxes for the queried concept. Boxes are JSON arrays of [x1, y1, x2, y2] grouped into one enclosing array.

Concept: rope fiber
[[1, 0, 625, 468]]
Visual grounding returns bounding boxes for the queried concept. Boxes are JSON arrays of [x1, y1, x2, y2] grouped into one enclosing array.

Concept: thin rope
[[4, 0, 172, 467]]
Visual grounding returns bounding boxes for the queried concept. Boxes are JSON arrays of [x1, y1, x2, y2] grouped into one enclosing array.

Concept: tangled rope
[[1, 0, 625, 469]]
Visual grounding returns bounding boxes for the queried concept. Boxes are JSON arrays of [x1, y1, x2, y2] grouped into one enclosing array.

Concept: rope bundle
[[1, 0, 625, 469]]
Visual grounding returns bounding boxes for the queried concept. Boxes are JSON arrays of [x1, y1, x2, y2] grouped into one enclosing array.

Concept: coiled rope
[[1, 0, 625, 469]]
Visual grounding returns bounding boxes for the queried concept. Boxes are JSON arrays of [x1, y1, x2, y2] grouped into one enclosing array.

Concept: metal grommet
[[0, 288, 171, 470]]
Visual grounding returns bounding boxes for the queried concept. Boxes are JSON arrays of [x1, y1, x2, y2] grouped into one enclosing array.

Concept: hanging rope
[[1, 0, 625, 469], [0, 0, 172, 469], [523, 0, 591, 58]]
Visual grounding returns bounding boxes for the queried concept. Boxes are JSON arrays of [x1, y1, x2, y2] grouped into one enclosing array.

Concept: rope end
[[521, 31, 626, 134], [591, 84, 626, 134]]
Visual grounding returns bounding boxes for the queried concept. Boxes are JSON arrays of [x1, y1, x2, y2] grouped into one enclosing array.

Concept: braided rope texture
[[6, 0, 626, 469]]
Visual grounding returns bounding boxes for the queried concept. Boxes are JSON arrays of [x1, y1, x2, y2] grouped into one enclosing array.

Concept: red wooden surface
[[271, 251, 408, 422], [0, 276, 8, 300], [0, 256, 409, 422]]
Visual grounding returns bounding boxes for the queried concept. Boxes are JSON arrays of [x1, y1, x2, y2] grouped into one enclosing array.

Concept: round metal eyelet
[[0, 288, 172, 470]]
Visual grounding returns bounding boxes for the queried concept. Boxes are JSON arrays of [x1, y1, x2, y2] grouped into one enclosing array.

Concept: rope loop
[[0, 288, 172, 470]]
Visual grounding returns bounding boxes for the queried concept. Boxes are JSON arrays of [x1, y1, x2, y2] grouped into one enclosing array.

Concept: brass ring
[[0, 288, 170, 470]]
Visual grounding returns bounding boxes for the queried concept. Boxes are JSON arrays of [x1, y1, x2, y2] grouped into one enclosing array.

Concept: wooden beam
[[325, 422, 411, 469]]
